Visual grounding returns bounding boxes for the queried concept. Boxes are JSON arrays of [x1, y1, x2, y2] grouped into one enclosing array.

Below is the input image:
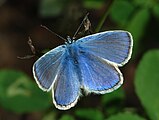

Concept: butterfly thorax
[[65, 41, 79, 65]]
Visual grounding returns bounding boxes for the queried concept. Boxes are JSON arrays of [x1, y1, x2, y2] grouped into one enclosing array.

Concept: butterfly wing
[[77, 51, 123, 93], [76, 31, 133, 66], [33, 45, 80, 110], [52, 52, 80, 110], [33, 45, 66, 91]]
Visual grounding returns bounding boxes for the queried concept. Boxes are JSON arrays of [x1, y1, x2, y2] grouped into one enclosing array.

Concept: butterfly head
[[65, 36, 75, 45]]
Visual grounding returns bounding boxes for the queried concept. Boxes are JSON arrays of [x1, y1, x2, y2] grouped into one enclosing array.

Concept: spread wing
[[76, 31, 133, 66], [52, 52, 80, 110], [33, 45, 66, 91], [77, 51, 123, 94], [33, 45, 80, 110]]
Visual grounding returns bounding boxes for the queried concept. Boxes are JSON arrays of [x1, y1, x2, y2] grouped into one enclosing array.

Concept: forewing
[[76, 31, 133, 66], [52, 55, 80, 110], [77, 52, 123, 94], [33, 45, 66, 91]]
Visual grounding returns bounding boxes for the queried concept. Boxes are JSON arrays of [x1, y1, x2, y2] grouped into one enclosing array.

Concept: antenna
[[40, 25, 66, 42], [73, 13, 89, 39]]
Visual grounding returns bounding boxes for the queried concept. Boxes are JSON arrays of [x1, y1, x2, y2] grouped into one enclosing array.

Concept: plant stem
[[95, 0, 114, 32]]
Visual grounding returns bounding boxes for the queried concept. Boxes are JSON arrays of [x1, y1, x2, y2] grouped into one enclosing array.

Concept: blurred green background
[[0, 0, 159, 120]]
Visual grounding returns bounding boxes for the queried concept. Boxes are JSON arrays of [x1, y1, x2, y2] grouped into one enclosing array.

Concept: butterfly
[[33, 30, 133, 110]]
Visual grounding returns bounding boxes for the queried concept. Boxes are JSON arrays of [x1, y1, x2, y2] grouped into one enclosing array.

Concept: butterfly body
[[33, 30, 133, 110]]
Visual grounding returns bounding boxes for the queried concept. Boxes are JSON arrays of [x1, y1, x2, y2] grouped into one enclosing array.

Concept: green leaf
[[39, 0, 66, 17], [107, 112, 145, 120], [83, 0, 105, 9], [102, 88, 125, 115], [153, 4, 159, 19], [42, 112, 56, 120], [0, 69, 51, 113], [127, 8, 150, 57], [102, 88, 125, 105], [75, 108, 104, 120], [59, 115, 75, 120], [110, 0, 135, 26], [133, 0, 155, 8], [135, 50, 159, 120]]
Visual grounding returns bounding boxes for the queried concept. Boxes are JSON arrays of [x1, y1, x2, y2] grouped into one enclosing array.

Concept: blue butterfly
[[33, 30, 133, 110]]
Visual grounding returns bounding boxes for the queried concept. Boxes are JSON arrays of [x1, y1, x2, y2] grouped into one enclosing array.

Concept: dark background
[[0, 0, 159, 120]]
